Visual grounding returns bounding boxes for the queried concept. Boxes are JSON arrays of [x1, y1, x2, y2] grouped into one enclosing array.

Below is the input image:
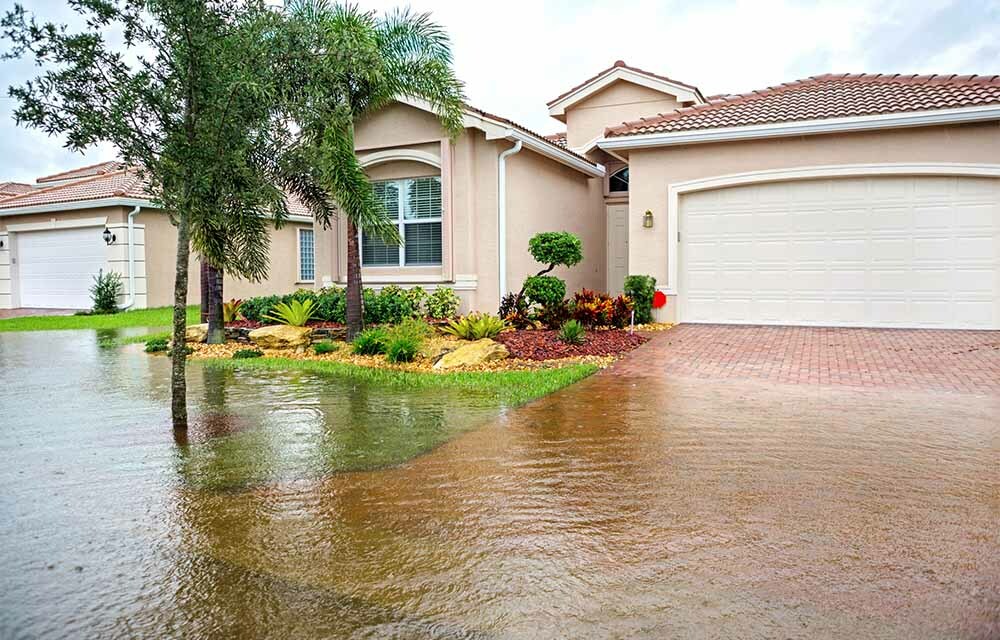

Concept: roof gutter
[[598, 104, 1000, 151], [0, 197, 154, 217], [497, 137, 523, 299]]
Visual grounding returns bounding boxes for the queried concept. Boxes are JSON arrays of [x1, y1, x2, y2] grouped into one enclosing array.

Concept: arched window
[[609, 167, 629, 193]]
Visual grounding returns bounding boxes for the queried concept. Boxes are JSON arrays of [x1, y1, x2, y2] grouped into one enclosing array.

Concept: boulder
[[433, 338, 508, 370], [248, 325, 313, 350], [419, 337, 459, 363], [185, 323, 208, 343]]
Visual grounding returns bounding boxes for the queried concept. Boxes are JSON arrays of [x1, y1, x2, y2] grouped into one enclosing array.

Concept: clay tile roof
[[605, 73, 1000, 137], [0, 167, 150, 209], [548, 60, 704, 107], [463, 104, 598, 167], [0, 181, 33, 198], [35, 160, 127, 184], [544, 132, 568, 148]]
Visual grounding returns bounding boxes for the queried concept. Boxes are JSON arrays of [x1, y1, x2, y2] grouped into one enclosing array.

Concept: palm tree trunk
[[199, 260, 209, 323], [171, 213, 192, 431], [345, 218, 363, 339], [205, 263, 224, 344]]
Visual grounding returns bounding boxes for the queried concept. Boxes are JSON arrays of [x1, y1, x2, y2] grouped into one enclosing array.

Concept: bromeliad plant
[[262, 299, 317, 327], [441, 313, 506, 340], [222, 299, 244, 323]]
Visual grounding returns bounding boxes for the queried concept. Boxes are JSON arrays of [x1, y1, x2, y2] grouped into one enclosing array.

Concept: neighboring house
[[2, 60, 999, 330], [0, 163, 313, 309]]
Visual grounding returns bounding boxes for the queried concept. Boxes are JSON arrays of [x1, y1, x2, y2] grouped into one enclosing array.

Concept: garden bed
[[495, 328, 648, 361]]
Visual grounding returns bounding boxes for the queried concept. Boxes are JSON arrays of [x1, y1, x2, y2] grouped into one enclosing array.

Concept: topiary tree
[[527, 232, 583, 277], [523, 275, 566, 308]]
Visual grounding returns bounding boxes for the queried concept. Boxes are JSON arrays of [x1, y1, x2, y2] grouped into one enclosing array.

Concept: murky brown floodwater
[[1, 330, 997, 639]]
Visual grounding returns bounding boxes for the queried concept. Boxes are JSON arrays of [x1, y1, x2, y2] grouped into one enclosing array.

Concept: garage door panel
[[16, 227, 106, 309], [679, 175, 999, 329]]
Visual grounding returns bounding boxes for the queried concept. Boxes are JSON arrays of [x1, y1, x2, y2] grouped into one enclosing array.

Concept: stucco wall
[[624, 121, 1000, 321], [565, 82, 681, 149], [505, 149, 605, 303]]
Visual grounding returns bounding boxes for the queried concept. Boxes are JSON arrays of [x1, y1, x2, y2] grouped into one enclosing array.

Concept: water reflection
[[1, 330, 997, 639]]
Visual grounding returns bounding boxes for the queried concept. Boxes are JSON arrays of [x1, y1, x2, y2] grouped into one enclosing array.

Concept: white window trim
[[362, 177, 443, 268], [664, 162, 1000, 297], [297, 227, 315, 284]]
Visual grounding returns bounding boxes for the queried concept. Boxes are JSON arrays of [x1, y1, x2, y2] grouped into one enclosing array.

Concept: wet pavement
[[1, 328, 998, 639]]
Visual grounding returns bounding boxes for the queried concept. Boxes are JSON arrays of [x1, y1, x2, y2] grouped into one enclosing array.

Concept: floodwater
[[1, 330, 997, 639]]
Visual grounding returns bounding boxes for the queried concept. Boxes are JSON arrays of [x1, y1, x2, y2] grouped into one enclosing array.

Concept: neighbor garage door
[[679, 176, 1000, 329], [16, 226, 107, 308]]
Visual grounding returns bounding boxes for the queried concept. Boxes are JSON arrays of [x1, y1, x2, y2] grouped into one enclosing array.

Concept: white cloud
[[0, 0, 996, 181]]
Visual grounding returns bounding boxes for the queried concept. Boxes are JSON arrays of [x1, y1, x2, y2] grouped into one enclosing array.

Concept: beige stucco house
[[2, 61, 999, 329]]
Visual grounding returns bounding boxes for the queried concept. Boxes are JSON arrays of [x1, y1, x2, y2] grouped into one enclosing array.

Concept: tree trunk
[[199, 260, 209, 323], [171, 214, 192, 431], [205, 263, 225, 344], [345, 218, 363, 339]]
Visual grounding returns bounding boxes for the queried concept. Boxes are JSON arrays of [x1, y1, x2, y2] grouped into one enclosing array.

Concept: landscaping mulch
[[495, 329, 647, 361], [225, 320, 346, 329]]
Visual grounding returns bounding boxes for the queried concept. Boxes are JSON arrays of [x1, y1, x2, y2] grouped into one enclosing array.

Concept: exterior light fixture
[[0, 238, 4, 249], [643, 210, 654, 228], [103, 227, 116, 245]]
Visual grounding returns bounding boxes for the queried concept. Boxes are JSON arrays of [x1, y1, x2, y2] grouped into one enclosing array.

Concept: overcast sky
[[1, 0, 997, 183]]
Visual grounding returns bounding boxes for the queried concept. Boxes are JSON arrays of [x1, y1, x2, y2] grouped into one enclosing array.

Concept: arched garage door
[[679, 175, 999, 329]]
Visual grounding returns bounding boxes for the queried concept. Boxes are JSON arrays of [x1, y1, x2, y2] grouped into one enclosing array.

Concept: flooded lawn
[[1, 330, 997, 638]]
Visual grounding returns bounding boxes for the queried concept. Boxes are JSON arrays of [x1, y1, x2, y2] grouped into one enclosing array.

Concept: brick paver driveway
[[618, 324, 1000, 394]]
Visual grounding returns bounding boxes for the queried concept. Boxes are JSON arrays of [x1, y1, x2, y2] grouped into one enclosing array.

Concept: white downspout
[[120, 205, 141, 310], [497, 136, 522, 298]]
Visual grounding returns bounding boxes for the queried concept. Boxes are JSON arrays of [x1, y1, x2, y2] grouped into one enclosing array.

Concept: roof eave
[[598, 104, 1000, 150], [547, 66, 704, 118], [0, 196, 157, 217]]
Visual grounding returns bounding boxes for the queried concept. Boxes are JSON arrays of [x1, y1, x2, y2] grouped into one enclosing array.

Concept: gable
[[570, 80, 684, 111], [355, 102, 446, 150]]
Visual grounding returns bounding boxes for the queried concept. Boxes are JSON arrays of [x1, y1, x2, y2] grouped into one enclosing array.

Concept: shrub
[[386, 335, 420, 363], [352, 327, 391, 355], [558, 319, 586, 345], [623, 275, 656, 324], [426, 287, 460, 319], [144, 336, 169, 353], [314, 287, 346, 323], [263, 299, 317, 326], [240, 295, 281, 322], [441, 312, 506, 340], [233, 348, 264, 359], [499, 292, 532, 329], [528, 232, 583, 270], [392, 317, 432, 342], [571, 288, 613, 328], [313, 341, 337, 355], [523, 275, 566, 308], [609, 294, 635, 329], [363, 286, 414, 325], [403, 287, 428, 317], [90, 269, 122, 314], [536, 299, 571, 330], [222, 299, 244, 323]]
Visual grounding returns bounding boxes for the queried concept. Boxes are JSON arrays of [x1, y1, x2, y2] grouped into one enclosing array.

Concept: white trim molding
[[5, 216, 108, 233], [359, 148, 441, 169], [600, 104, 1000, 151], [547, 66, 704, 118], [664, 162, 1000, 297], [0, 198, 154, 217]]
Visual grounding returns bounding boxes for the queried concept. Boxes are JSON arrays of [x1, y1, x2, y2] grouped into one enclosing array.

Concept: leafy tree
[[282, 1, 465, 339], [3, 0, 296, 429]]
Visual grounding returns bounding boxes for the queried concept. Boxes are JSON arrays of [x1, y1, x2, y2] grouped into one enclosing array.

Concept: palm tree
[[282, 1, 465, 338]]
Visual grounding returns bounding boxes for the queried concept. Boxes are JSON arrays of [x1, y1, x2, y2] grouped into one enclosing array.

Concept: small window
[[609, 167, 629, 193], [363, 177, 442, 267], [298, 228, 315, 282]]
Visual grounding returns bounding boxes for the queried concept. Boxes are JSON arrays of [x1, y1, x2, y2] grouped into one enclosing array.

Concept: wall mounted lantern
[[0, 238, 4, 249], [642, 210, 654, 228], [102, 227, 116, 245]]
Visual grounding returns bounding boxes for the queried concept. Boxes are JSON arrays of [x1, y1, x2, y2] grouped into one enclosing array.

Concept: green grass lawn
[[0, 305, 199, 332], [202, 357, 599, 407]]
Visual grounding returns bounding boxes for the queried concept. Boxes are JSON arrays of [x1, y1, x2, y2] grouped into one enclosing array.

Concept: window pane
[[362, 230, 400, 266], [404, 222, 442, 265], [609, 167, 629, 192], [373, 181, 401, 220], [299, 229, 315, 280], [404, 177, 441, 220]]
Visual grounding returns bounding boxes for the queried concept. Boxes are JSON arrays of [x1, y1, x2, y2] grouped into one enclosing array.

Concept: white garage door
[[680, 176, 1000, 329], [16, 226, 107, 309]]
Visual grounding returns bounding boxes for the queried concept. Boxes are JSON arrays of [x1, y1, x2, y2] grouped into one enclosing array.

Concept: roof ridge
[[0, 167, 135, 206], [35, 159, 123, 183]]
